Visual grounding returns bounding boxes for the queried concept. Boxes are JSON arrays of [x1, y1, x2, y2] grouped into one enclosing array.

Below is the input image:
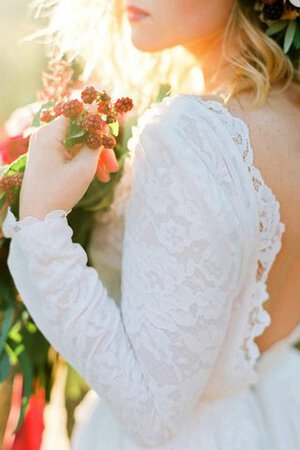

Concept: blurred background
[[0, 0, 47, 124], [0, 2, 84, 449]]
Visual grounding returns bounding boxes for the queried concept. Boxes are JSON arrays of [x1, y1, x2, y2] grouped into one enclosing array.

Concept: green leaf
[[283, 20, 297, 54], [108, 121, 119, 137], [0, 195, 7, 209], [121, 115, 137, 151], [14, 344, 26, 359], [66, 118, 84, 138], [31, 101, 55, 128], [0, 348, 11, 382], [266, 21, 288, 36], [13, 348, 33, 433], [65, 364, 88, 401], [293, 24, 300, 50], [0, 203, 9, 228], [0, 306, 14, 353], [0, 238, 5, 250], [4, 342, 18, 366], [153, 83, 172, 103], [64, 133, 86, 149], [85, 189, 115, 212], [64, 119, 86, 149], [24, 322, 37, 333], [21, 324, 50, 367], [76, 177, 111, 209], [0, 273, 18, 310], [32, 109, 42, 128], [8, 321, 23, 344], [2, 154, 27, 178]]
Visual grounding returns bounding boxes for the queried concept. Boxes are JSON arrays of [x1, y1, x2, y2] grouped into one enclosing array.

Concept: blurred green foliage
[[0, 0, 47, 124]]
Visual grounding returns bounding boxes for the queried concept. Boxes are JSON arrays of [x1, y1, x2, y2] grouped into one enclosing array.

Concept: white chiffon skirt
[[71, 328, 300, 450]]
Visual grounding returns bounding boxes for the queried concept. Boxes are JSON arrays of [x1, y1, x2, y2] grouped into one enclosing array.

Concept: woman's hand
[[19, 115, 104, 220]]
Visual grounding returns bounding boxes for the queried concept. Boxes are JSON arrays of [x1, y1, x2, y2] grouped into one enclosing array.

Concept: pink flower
[[4, 102, 41, 137]]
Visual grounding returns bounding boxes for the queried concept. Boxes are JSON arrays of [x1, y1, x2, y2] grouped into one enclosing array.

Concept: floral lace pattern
[[191, 96, 286, 381]]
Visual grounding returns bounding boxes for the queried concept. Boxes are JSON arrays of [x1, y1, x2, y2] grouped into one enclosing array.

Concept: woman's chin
[[130, 34, 170, 53]]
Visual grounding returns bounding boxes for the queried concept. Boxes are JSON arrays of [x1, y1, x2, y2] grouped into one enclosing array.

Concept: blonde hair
[[223, 2, 300, 106], [28, 0, 300, 110]]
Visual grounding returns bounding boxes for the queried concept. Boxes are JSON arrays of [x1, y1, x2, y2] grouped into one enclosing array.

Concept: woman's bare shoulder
[[226, 82, 300, 257], [224, 84, 300, 162]]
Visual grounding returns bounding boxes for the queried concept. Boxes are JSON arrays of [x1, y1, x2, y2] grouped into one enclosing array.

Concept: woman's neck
[[183, 31, 240, 97]]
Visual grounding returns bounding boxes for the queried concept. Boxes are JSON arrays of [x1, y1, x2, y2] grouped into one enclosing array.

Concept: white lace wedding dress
[[3, 94, 300, 450]]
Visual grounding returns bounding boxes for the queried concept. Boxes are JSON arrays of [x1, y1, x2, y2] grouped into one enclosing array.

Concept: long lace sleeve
[[3, 96, 243, 448], [87, 155, 134, 304]]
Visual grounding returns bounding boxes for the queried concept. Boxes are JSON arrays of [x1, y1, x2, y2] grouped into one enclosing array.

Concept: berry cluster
[[114, 97, 134, 113], [81, 86, 98, 104], [39, 86, 134, 154], [83, 113, 106, 132], [0, 173, 24, 205], [61, 99, 84, 118]]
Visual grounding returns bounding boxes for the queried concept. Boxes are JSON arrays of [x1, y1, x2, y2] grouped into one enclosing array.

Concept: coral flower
[[0, 135, 29, 164]]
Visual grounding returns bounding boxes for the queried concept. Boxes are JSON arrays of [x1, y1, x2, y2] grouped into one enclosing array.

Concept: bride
[[3, 0, 300, 448]]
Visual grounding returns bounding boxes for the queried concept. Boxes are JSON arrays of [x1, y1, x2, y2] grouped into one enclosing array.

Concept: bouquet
[[0, 54, 135, 442]]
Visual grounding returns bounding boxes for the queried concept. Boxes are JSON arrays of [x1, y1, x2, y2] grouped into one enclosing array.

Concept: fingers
[[70, 142, 103, 181], [100, 148, 119, 173], [72, 142, 104, 163], [96, 158, 110, 183]]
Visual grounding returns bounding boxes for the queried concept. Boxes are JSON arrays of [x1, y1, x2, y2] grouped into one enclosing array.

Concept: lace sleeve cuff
[[2, 206, 71, 239]]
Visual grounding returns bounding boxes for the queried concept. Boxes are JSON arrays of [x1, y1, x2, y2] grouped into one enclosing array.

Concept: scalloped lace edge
[[2, 206, 70, 239], [191, 95, 286, 381]]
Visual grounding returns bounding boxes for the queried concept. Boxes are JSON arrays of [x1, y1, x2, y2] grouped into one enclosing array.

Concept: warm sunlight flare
[[27, 0, 205, 112]]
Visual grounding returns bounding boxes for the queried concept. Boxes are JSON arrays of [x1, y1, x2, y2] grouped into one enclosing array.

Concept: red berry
[[83, 113, 106, 132], [61, 99, 84, 118], [101, 134, 116, 149], [81, 86, 98, 104], [113, 97, 133, 113], [98, 90, 111, 103], [40, 109, 55, 123], [97, 102, 111, 115], [86, 130, 103, 149], [54, 101, 65, 117]]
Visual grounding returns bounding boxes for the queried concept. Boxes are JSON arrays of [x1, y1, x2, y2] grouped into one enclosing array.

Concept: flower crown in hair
[[240, 0, 300, 63]]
